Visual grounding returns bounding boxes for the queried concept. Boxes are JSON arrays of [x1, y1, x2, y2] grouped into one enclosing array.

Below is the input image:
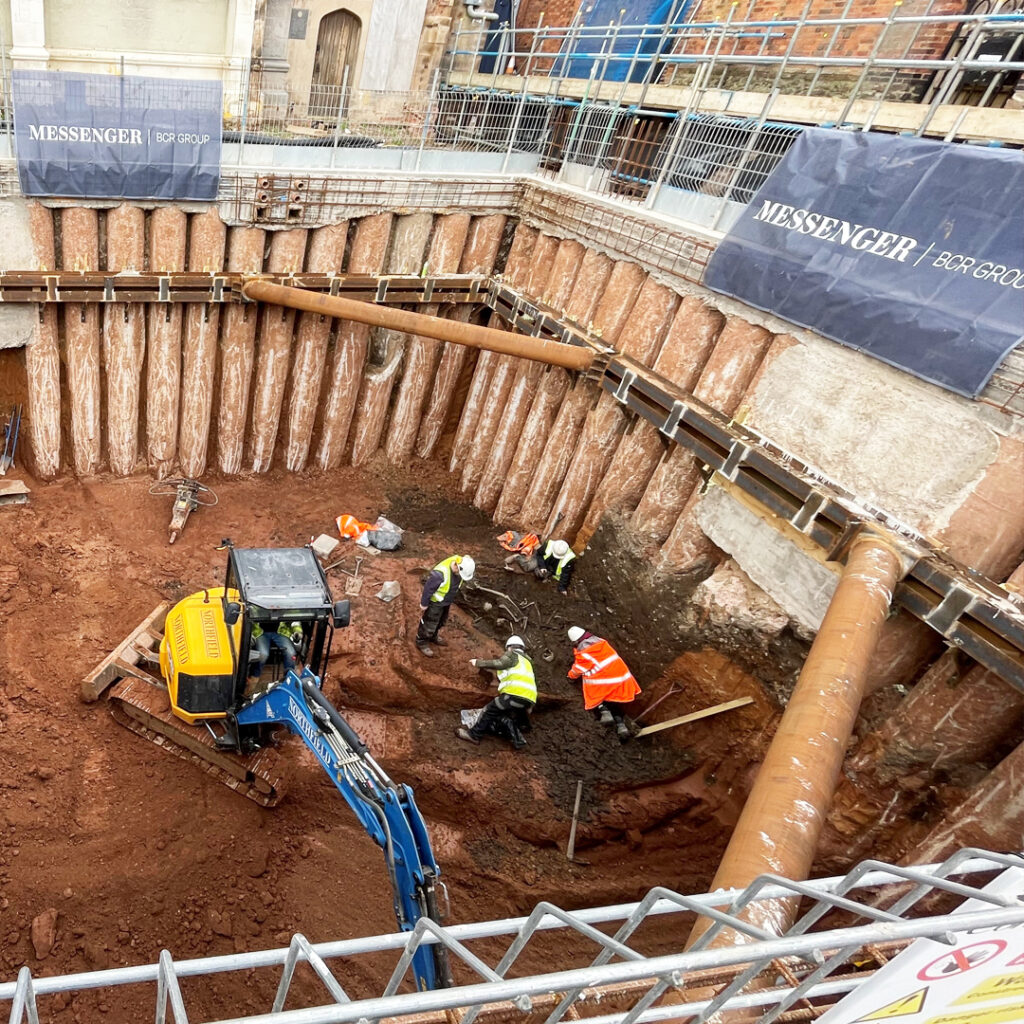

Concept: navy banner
[[704, 128, 1024, 398], [13, 71, 222, 201]]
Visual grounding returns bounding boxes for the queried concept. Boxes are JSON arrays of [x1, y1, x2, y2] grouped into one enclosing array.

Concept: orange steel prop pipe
[[690, 533, 905, 945], [241, 279, 595, 372]]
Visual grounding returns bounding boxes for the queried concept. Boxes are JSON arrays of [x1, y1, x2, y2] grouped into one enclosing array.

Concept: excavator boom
[[232, 668, 451, 991], [85, 599, 451, 989]]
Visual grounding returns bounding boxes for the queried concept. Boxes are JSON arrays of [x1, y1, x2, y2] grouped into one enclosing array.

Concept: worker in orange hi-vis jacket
[[566, 626, 641, 743]]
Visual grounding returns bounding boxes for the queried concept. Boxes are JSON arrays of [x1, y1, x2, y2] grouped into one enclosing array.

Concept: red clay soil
[[0, 461, 769, 1021]]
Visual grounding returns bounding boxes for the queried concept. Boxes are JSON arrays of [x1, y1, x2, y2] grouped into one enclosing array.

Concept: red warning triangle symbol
[[854, 988, 928, 1021]]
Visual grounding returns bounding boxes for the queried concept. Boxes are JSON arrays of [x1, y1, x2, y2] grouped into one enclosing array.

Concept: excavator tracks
[[108, 676, 286, 808]]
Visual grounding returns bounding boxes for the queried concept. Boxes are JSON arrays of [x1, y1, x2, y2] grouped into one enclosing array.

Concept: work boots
[[506, 720, 528, 751], [416, 643, 434, 658]]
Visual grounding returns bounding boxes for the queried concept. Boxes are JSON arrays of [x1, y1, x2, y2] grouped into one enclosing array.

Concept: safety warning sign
[[918, 940, 1007, 981], [953, 972, 1024, 1005], [854, 988, 927, 1021], [816, 867, 1024, 1024]]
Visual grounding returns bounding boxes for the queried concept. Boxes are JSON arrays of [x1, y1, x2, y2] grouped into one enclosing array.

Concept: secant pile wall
[[20, 202, 511, 482], [19, 202, 1022, 586], [10, 196, 1024, 870]]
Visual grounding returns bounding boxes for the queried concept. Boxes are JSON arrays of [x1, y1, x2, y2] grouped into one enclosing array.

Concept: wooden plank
[[286, 124, 331, 138], [566, 780, 583, 862], [637, 697, 754, 737], [81, 602, 169, 702]]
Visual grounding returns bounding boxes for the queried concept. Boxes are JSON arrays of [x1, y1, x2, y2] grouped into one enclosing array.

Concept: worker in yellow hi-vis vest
[[457, 635, 537, 750], [247, 620, 303, 688], [416, 554, 476, 657]]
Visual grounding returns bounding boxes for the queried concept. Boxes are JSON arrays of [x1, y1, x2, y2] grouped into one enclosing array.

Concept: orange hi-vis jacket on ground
[[336, 513, 374, 539], [497, 531, 540, 556], [568, 636, 641, 709]]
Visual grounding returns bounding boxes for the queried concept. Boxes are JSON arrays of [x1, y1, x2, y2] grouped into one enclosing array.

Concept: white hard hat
[[458, 555, 475, 581], [568, 626, 585, 643], [506, 635, 525, 649], [551, 540, 570, 558]]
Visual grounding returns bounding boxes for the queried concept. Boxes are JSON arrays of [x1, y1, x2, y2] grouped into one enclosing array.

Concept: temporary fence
[[0, 5, 1017, 215], [441, 2, 1024, 208], [447, 2, 1024, 110]]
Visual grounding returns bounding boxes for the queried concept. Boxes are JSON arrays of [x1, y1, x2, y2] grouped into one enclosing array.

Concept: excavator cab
[[160, 546, 350, 726]]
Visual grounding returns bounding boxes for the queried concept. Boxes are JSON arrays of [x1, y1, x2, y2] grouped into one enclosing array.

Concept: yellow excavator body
[[159, 587, 243, 725], [84, 547, 342, 807]]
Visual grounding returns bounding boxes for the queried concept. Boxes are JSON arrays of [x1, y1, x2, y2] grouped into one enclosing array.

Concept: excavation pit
[[0, 464, 781, 1018]]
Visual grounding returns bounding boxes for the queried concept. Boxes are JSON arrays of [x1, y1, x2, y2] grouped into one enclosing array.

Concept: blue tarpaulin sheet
[[559, 0, 681, 82], [704, 129, 1024, 398], [12, 70, 222, 200], [478, 0, 516, 75]]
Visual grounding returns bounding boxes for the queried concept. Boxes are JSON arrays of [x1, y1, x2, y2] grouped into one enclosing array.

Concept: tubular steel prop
[[690, 535, 905, 946], [241, 279, 595, 372]]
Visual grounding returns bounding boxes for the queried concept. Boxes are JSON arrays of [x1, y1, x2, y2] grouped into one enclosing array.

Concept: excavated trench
[[0, 462, 794, 1020]]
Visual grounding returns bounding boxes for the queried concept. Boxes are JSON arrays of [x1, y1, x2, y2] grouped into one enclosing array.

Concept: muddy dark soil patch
[[585, 514, 808, 696]]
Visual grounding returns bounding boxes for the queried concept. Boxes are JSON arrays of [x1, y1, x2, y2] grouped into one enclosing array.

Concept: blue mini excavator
[[84, 545, 451, 990]]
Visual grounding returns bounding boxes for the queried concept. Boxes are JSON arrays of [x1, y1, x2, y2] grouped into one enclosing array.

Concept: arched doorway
[[311, 9, 361, 118]]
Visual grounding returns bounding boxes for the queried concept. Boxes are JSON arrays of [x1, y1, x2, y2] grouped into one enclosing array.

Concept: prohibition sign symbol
[[917, 939, 1007, 981]]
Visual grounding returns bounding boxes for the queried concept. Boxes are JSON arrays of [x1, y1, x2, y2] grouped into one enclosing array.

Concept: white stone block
[[311, 533, 339, 560], [695, 485, 839, 635]]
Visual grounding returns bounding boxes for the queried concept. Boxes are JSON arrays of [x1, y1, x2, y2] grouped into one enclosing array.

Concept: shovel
[[0, 405, 21, 475], [344, 556, 364, 596], [565, 780, 590, 865]]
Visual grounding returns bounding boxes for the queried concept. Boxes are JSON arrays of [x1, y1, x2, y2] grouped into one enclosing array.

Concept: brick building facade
[[504, 0, 971, 69], [471, 0, 982, 104]]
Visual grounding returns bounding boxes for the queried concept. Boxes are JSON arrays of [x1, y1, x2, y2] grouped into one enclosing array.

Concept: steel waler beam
[[0, 271, 491, 306], [241, 279, 597, 372], [600, 357, 1024, 693]]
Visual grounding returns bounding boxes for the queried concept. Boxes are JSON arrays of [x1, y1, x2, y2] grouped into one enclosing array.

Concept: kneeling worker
[[505, 536, 577, 595], [457, 635, 537, 750], [499, 530, 540, 572], [417, 554, 475, 657], [537, 538, 576, 595], [567, 626, 641, 743]]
